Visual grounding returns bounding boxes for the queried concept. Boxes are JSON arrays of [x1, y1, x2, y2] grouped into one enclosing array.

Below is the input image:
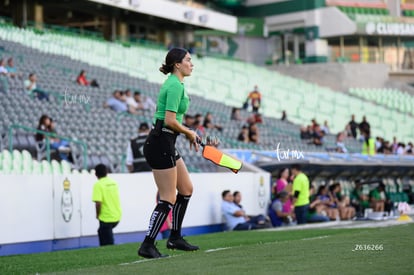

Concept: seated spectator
[[344, 124, 353, 138], [316, 185, 339, 220], [203, 112, 223, 132], [312, 124, 324, 146], [350, 181, 370, 218], [0, 58, 7, 75], [406, 142, 413, 154], [248, 122, 259, 144], [0, 58, 8, 93], [253, 113, 263, 124], [5, 57, 20, 78], [183, 114, 196, 129], [194, 113, 206, 137], [268, 191, 296, 227], [24, 73, 49, 101], [321, 120, 330, 134], [307, 185, 330, 223], [396, 143, 405, 155], [300, 125, 312, 140], [329, 183, 355, 220], [272, 168, 292, 213], [76, 70, 99, 87], [35, 114, 71, 161], [377, 139, 392, 154], [336, 132, 348, 153], [233, 191, 268, 224], [134, 91, 156, 112], [125, 89, 139, 110], [237, 125, 249, 143], [221, 190, 266, 231], [104, 90, 136, 114], [231, 107, 242, 121]]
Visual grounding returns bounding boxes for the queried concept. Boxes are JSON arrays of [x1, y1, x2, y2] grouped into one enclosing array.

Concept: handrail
[[8, 124, 88, 170]]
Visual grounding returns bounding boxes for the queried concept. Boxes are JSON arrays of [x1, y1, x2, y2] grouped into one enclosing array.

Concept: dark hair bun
[[159, 64, 173, 75]]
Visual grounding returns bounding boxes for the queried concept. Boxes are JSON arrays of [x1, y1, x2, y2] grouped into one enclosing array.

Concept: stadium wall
[[0, 172, 270, 256]]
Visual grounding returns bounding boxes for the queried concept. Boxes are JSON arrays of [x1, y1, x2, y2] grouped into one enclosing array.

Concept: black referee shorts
[[143, 128, 181, 169]]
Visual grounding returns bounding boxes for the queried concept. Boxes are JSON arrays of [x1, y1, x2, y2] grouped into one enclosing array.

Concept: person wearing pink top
[[273, 168, 292, 213]]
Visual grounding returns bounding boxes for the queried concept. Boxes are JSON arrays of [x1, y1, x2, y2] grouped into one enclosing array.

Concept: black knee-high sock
[[170, 194, 191, 239], [143, 200, 173, 244]]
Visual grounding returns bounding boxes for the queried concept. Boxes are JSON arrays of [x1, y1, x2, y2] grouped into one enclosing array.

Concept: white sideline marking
[[119, 255, 179, 266], [301, 235, 329, 241], [205, 247, 232, 253]]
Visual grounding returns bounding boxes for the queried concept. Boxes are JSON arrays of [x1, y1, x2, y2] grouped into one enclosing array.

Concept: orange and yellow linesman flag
[[201, 145, 242, 173]]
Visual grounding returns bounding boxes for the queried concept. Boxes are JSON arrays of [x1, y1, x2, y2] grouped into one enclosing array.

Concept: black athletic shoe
[[167, 237, 199, 251], [138, 243, 169, 259]]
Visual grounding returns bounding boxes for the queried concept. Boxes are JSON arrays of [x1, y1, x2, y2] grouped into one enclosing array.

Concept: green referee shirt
[[92, 176, 122, 223], [154, 74, 189, 124], [293, 172, 310, 207]]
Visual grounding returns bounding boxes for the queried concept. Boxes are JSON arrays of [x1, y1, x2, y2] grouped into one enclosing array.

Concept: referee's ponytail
[[159, 47, 188, 75]]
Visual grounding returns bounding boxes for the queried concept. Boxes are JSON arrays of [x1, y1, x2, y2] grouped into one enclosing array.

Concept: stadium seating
[[0, 22, 413, 173]]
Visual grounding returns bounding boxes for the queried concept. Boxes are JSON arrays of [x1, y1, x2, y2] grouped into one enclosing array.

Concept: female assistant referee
[[138, 48, 200, 259]]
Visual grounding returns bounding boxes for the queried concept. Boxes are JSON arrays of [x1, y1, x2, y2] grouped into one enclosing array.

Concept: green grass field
[[1, 223, 413, 275]]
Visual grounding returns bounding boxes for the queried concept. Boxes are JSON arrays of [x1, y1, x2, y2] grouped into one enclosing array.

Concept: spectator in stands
[[329, 183, 355, 220], [406, 142, 413, 154], [183, 114, 195, 129], [307, 185, 330, 223], [0, 58, 7, 75], [350, 181, 370, 218], [233, 191, 267, 224], [300, 125, 312, 140], [246, 85, 261, 113], [336, 132, 348, 153], [92, 164, 122, 246], [194, 113, 206, 137], [268, 191, 296, 227], [237, 125, 249, 143], [77, 69, 99, 87], [281, 110, 287, 121], [221, 190, 266, 231], [5, 57, 20, 79], [316, 185, 339, 220], [231, 107, 242, 121], [359, 116, 370, 137], [272, 168, 292, 213], [291, 164, 310, 224], [361, 130, 376, 155], [203, 112, 223, 132], [377, 139, 392, 154], [312, 124, 324, 146], [134, 91, 156, 112], [125, 89, 139, 110], [0, 58, 8, 93], [248, 122, 259, 144], [24, 73, 49, 101], [321, 120, 330, 134], [375, 137, 383, 151], [396, 143, 406, 155], [104, 90, 136, 114], [35, 114, 71, 161], [391, 136, 398, 154], [126, 122, 152, 173], [348, 114, 358, 139]]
